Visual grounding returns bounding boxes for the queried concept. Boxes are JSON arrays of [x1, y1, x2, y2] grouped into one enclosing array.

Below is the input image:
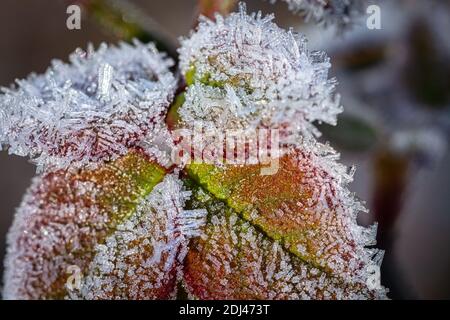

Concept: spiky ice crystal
[[0, 41, 177, 172], [178, 3, 342, 137]]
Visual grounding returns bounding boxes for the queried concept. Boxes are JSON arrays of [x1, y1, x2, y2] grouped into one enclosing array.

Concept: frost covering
[[185, 142, 388, 299], [76, 175, 206, 300], [178, 4, 341, 137], [0, 41, 177, 171], [3, 162, 206, 299]]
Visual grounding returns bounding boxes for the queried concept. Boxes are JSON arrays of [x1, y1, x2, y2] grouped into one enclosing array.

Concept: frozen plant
[[1, 3, 388, 300]]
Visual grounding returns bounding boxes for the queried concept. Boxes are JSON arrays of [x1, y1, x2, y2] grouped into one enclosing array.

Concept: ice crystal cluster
[[268, 0, 368, 28], [1, 4, 388, 300], [0, 41, 176, 171], [179, 4, 341, 138]]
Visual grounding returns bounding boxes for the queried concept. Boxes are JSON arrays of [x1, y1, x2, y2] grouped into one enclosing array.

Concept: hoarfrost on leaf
[[75, 175, 207, 299], [3, 152, 197, 299], [178, 3, 342, 138], [185, 140, 388, 299], [0, 41, 177, 172]]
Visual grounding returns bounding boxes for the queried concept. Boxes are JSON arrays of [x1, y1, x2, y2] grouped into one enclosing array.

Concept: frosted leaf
[[184, 184, 387, 299], [3, 151, 169, 299], [74, 175, 206, 300], [186, 140, 387, 298], [178, 3, 342, 137], [0, 41, 177, 172], [268, 0, 368, 28]]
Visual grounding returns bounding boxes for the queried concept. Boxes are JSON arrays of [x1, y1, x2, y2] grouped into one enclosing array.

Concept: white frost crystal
[[269, 0, 368, 27], [0, 41, 177, 171], [179, 4, 342, 137]]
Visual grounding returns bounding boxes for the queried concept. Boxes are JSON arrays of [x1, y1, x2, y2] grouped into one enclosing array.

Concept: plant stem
[[373, 149, 410, 248], [373, 148, 413, 299], [75, 0, 179, 61]]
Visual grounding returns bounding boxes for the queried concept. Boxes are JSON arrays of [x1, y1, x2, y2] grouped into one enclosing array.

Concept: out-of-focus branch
[[373, 149, 410, 249], [372, 148, 416, 299], [74, 0, 179, 61], [198, 0, 238, 20]]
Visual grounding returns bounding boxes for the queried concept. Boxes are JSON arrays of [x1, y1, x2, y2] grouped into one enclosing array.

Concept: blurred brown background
[[0, 0, 449, 299]]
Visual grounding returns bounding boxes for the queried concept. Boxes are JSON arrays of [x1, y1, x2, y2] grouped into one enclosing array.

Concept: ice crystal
[[0, 41, 177, 172], [268, 0, 368, 28], [178, 3, 342, 137]]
